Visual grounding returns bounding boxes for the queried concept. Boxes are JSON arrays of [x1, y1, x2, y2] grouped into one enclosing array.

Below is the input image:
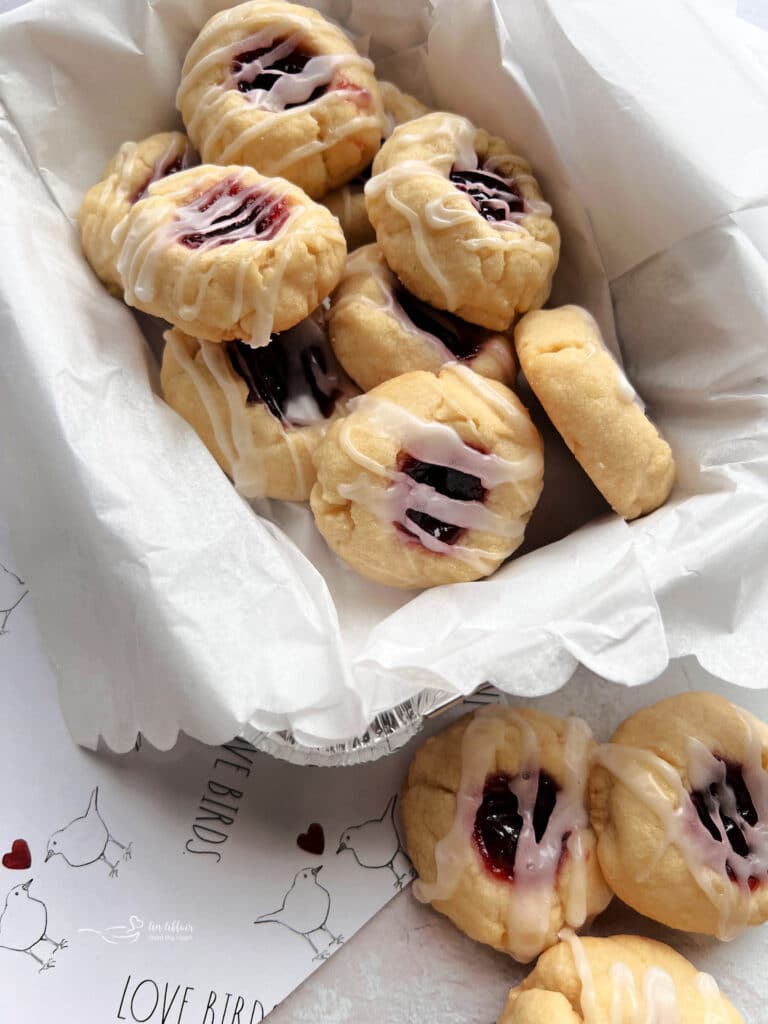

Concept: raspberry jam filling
[[394, 285, 483, 361], [228, 314, 342, 427], [690, 759, 762, 888], [473, 772, 561, 881], [232, 45, 327, 108], [178, 179, 290, 251], [397, 455, 486, 545], [449, 167, 525, 224]]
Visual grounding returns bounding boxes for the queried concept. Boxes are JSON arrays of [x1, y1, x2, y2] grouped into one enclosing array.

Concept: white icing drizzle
[[610, 961, 641, 1023], [114, 168, 318, 349], [564, 932, 682, 1024], [561, 929, 600, 1023], [414, 708, 593, 962], [594, 712, 768, 940], [135, 137, 198, 201], [696, 973, 734, 1024], [177, 12, 379, 168], [165, 330, 239, 472], [366, 159, 457, 305]]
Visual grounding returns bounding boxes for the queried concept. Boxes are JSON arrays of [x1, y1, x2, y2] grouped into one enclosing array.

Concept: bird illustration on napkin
[[0, 562, 27, 635], [336, 795, 414, 889], [0, 879, 66, 972], [45, 787, 132, 878], [254, 866, 343, 960]]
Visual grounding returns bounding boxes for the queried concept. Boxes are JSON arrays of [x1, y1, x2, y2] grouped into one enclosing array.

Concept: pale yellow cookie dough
[[379, 80, 431, 136], [310, 365, 543, 589], [78, 131, 195, 296], [498, 934, 743, 1024], [365, 112, 560, 330], [590, 692, 768, 939], [321, 180, 374, 251], [113, 163, 346, 344], [321, 82, 431, 250], [177, 0, 384, 199], [401, 707, 612, 962], [161, 318, 357, 501], [515, 305, 675, 519], [328, 244, 517, 391]]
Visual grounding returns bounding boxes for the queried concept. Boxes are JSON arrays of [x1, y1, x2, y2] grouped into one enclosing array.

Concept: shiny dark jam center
[[690, 759, 761, 888], [228, 335, 340, 426], [473, 772, 560, 881], [449, 167, 524, 223], [397, 454, 485, 546], [394, 285, 483, 360], [180, 181, 288, 249], [232, 45, 326, 107]]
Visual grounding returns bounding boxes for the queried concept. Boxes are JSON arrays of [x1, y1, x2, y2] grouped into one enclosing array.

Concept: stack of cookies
[[402, 692, 761, 1022], [78, 0, 676, 591]]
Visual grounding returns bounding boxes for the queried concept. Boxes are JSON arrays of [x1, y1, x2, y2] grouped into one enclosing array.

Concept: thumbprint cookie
[[590, 692, 768, 939], [365, 112, 559, 330], [401, 707, 612, 962], [112, 163, 346, 346], [309, 365, 543, 589], [515, 305, 675, 519], [176, 0, 384, 199]]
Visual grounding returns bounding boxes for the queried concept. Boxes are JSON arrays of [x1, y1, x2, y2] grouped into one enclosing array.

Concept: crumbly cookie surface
[[514, 305, 675, 519]]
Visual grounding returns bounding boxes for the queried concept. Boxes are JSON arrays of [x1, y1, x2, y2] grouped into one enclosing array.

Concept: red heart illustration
[[2, 839, 31, 870], [297, 823, 325, 856]]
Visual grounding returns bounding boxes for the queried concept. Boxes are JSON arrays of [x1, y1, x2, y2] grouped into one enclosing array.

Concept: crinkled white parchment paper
[[0, 0, 766, 751]]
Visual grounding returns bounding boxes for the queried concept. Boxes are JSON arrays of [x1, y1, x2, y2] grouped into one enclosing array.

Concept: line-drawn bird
[[336, 795, 413, 889], [254, 866, 343, 960], [0, 562, 27, 635], [0, 879, 66, 972], [77, 914, 144, 944], [45, 787, 132, 878]]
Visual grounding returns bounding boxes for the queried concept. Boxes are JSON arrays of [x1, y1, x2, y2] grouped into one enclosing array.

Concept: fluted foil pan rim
[[241, 688, 461, 767]]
